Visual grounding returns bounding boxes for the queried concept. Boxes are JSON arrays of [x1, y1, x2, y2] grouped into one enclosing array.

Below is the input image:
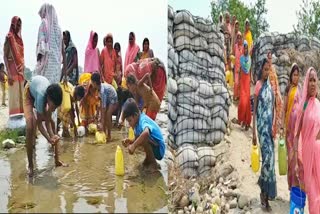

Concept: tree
[[211, 0, 269, 40], [294, 0, 320, 39]]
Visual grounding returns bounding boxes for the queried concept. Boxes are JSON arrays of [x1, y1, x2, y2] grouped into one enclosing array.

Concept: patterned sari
[[64, 31, 78, 85], [285, 84, 304, 190], [257, 79, 277, 199], [3, 16, 24, 116]]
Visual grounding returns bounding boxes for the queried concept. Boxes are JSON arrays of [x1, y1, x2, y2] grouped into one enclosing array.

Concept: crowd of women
[[2, 3, 167, 176], [219, 11, 320, 213]]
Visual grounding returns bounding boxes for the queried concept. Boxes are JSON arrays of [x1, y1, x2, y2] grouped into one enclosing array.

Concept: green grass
[[0, 129, 23, 149]]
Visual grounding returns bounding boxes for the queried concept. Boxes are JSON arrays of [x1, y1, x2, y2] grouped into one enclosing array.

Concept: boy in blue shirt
[[122, 98, 165, 172]]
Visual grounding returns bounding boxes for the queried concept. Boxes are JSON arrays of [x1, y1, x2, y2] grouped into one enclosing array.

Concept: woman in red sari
[[100, 33, 117, 85], [233, 32, 243, 101], [238, 40, 251, 130], [3, 16, 24, 116], [125, 58, 166, 103]]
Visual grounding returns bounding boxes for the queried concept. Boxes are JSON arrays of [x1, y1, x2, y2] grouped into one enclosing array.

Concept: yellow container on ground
[[251, 144, 260, 173], [226, 70, 234, 87], [95, 131, 106, 144], [115, 145, 125, 176]]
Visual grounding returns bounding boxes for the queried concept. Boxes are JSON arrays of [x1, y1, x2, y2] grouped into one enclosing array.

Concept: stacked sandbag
[[168, 6, 230, 178], [252, 32, 320, 95]]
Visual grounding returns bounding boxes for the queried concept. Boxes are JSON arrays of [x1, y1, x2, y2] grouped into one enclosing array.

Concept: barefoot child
[[126, 73, 161, 120], [24, 75, 66, 176], [58, 84, 85, 139], [122, 98, 165, 171], [90, 72, 118, 142], [0, 63, 8, 106]]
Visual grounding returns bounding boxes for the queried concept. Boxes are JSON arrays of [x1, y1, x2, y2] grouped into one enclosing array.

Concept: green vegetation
[[0, 129, 23, 149], [294, 0, 320, 40], [211, 0, 269, 40]]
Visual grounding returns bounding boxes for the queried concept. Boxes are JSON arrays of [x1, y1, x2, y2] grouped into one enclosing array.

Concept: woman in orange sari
[[3, 16, 24, 116], [100, 33, 117, 85], [233, 32, 243, 101], [267, 51, 283, 137], [238, 40, 251, 130], [79, 73, 100, 130], [294, 67, 320, 213]]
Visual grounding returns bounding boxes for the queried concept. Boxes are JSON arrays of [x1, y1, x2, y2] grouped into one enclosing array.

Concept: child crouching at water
[[122, 98, 165, 172], [24, 75, 67, 177]]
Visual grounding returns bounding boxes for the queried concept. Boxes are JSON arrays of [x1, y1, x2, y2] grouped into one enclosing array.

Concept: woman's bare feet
[[62, 130, 71, 138], [28, 167, 34, 177], [245, 125, 250, 131], [55, 161, 68, 167], [107, 135, 112, 142], [260, 193, 266, 207]]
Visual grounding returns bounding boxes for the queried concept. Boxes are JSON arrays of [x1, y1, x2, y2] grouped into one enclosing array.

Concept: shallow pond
[[0, 129, 168, 213]]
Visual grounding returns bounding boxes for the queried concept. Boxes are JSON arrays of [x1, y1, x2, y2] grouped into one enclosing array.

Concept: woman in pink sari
[[84, 31, 101, 73], [114, 42, 122, 86], [234, 31, 243, 101], [283, 63, 303, 190], [294, 67, 320, 213], [124, 32, 140, 70]]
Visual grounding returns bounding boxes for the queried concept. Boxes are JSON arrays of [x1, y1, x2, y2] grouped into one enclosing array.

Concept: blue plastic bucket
[[289, 187, 306, 214]]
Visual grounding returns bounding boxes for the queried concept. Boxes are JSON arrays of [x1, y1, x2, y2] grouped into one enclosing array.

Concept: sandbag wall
[[252, 32, 320, 95], [167, 6, 230, 178]]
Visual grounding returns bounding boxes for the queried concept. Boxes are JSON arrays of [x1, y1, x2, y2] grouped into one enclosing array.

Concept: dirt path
[[227, 90, 309, 213]]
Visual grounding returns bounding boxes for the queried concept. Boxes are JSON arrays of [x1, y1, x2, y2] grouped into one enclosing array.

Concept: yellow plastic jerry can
[[60, 82, 72, 113], [251, 144, 260, 173], [115, 145, 125, 176], [128, 127, 135, 141]]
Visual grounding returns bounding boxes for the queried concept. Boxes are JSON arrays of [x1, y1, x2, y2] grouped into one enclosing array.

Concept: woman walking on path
[[238, 40, 251, 130], [233, 31, 243, 101], [294, 67, 320, 213], [84, 31, 101, 74], [3, 16, 24, 116], [35, 3, 63, 84], [252, 58, 276, 211], [283, 63, 304, 190]]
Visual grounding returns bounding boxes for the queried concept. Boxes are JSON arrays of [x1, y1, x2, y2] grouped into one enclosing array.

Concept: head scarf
[[294, 67, 319, 135], [240, 40, 251, 74], [124, 32, 140, 69], [63, 31, 76, 67], [84, 31, 100, 73], [38, 3, 61, 49], [6, 16, 24, 73], [105, 33, 113, 49]]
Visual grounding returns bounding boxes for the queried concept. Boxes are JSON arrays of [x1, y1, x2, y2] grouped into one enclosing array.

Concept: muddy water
[[0, 129, 168, 213]]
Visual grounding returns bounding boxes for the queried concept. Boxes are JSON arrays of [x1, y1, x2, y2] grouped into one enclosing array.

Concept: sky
[[0, 0, 167, 70], [169, 0, 301, 34]]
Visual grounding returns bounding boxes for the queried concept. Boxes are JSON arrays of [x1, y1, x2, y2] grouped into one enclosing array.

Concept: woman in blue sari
[[252, 58, 276, 211]]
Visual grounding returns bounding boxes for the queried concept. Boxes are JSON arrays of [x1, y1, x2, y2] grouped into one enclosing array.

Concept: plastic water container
[[128, 127, 135, 141], [251, 144, 260, 173], [95, 131, 106, 144], [290, 187, 306, 214], [278, 138, 287, 175], [60, 82, 72, 113], [115, 145, 124, 176]]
